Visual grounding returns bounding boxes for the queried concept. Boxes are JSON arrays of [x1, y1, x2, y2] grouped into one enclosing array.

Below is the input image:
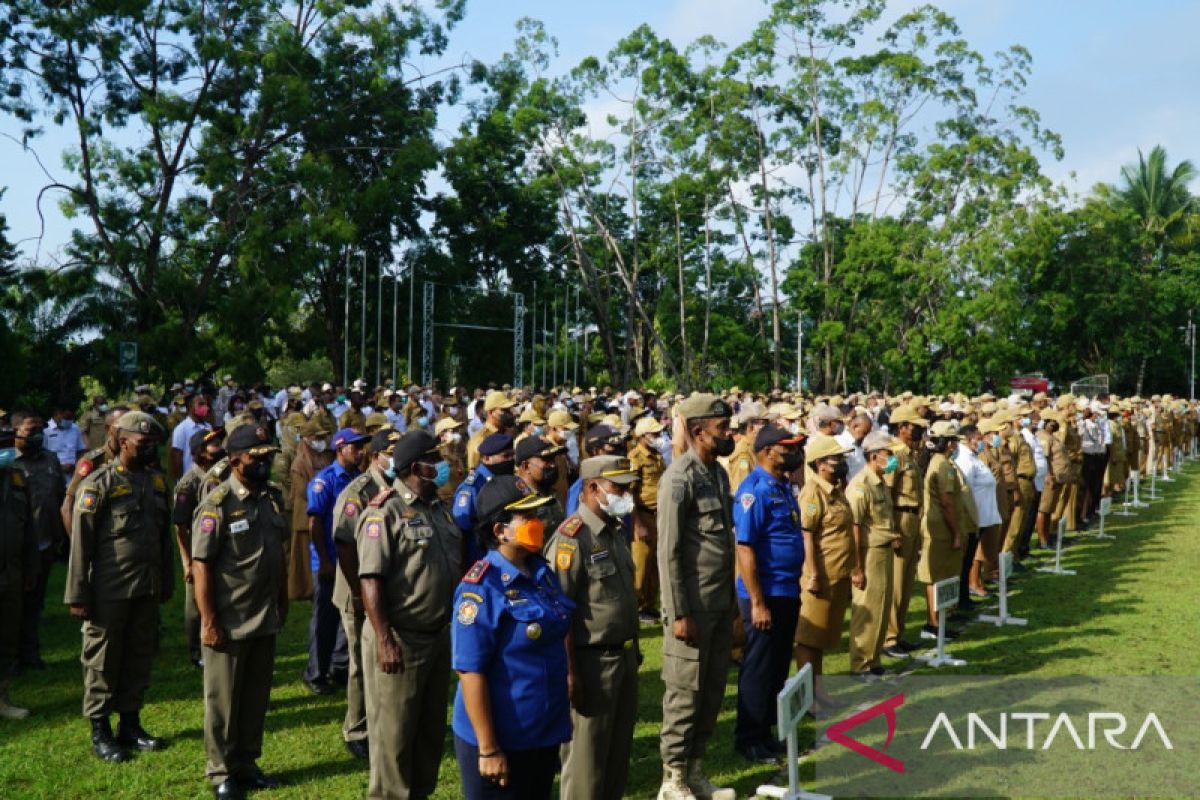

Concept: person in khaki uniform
[[61, 406, 127, 533], [0, 432, 36, 720], [288, 416, 334, 601], [882, 406, 926, 657], [515, 436, 567, 535], [545, 410, 579, 508], [917, 421, 964, 639], [846, 432, 903, 679], [628, 415, 665, 622], [548, 456, 640, 800], [174, 429, 227, 668], [1036, 410, 1068, 548], [1003, 410, 1037, 562], [974, 417, 1010, 588], [435, 416, 467, 504], [1104, 407, 1128, 493], [1054, 400, 1084, 532], [338, 390, 369, 432], [331, 428, 399, 762], [794, 434, 854, 714], [65, 411, 173, 763], [356, 430, 461, 800], [80, 395, 110, 450], [192, 424, 289, 800], [466, 391, 516, 470], [656, 394, 737, 800]]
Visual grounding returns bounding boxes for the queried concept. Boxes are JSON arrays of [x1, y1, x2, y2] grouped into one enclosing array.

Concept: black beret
[[391, 430, 439, 471], [478, 432, 514, 457], [585, 424, 624, 448], [514, 436, 564, 465], [226, 424, 276, 456], [475, 476, 551, 525], [370, 427, 402, 454]]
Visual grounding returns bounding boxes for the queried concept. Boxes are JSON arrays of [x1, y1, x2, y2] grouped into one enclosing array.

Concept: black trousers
[[19, 548, 55, 664], [958, 531, 980, 606], [304, 574, 347, 682], [735, 595, 800, 749], [1082, 453, 1108, 519], [455, 734, 559, 800]]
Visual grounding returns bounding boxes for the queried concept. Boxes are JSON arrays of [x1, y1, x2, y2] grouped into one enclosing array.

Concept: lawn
[[2, 462, 1198, 799]]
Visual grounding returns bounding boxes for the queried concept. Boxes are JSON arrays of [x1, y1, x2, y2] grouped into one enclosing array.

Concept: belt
[[895, 505, 919, 513], [577, 639, 636, 655], [1018, 473, 1035, 480]]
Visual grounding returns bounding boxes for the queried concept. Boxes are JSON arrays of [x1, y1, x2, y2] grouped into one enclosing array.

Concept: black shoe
[[896, 639, 920, 652], [850, 670, 880, 684], [90, 717, 132, 763], [328, 670, 348, 688], [117, 715, 168, 751], [241, 768, 282, 790], [764, 738, 788, 755], [213, 779, 245, 800], [302, 675, 334, 696], [736, 742, 779, 764], [345, 739, 369, 760], [638, 610, 660, 625], [920, 624, 960, 641], [882, 645, 909, 659]]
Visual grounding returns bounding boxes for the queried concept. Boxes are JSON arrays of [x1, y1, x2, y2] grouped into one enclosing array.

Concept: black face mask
[[781, 451, 805, 472], [831, 459, 850, 482], [134, 442, 159, 468], [489, 460, 514, 476], [909, 425, 925, 441], [245, 458, 272, 483], [498, 412, 516, 430], [711, 434, 736, 458], [20, 432, 44, 453], [539, 465, 559, 488]]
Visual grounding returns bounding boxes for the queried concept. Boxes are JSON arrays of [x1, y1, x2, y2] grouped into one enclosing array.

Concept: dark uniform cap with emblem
[[116, 410, 164, 436], [369, 427, 402, 454], [676, 393, 732, 421], [189, 427, 224, 455], [225, 424, 278, 456], [475, 475, 552, 525], [753, 424, 804, 452], [578, 455, 639, 485], [584, 424, 625, 449], [514, 436, 565, 465], [391, 430, 440, 471], [478, 432, 514, 457]]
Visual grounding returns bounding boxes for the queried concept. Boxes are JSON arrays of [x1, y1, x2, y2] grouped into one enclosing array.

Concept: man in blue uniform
[[303, 428, 369, 695], [733, 425, 806, 764], [451, 433, 514, 567]]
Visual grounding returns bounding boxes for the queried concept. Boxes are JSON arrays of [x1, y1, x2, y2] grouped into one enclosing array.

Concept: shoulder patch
[[740, 493, 755, 512], [199, 511, 219, 534], [463, 559, 490, 584], [365, 519, 383, 539], [457, 600, 479, 625], [557, 515, 583, 538], [311, 477, 326, 493], [463, 470, 477, 486], [456, 491, 471, 508], [76, 459, 94, 478], [461, 590, 484, 603], [556, 544, 575, 570], [79, 487, 99, 511], [152, 474, 167, 493], [343, 500, 359, 518], [10, 471, 25, 488], [671, 481, 686, 504], [369, 488, 395, 508]]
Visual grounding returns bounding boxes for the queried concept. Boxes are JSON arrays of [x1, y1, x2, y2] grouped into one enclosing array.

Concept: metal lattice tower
[[513, 293, 525, 387], [421, 281, 435, 386]]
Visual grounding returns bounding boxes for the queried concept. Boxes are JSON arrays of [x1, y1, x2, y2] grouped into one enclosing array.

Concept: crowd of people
[[0, 374, 1197, 800]]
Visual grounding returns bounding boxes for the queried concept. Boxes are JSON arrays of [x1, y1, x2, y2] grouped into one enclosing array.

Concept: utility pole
[[359, 252, 367, 384], [342, 252, 350, 387], [407, 264, 415, 385], [796, 311, 804, 391], [375, 256, 382, 389], [391, 269, 398, 386]]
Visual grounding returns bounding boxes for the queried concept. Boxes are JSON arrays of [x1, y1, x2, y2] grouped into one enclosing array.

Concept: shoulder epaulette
[[557, 515, 584, 538], [463, 470, 477, 486], [370, 487, 396, 508], [208, 482, 230, 504], [463, 559, 490, 583], [76, 458, 95, 479]]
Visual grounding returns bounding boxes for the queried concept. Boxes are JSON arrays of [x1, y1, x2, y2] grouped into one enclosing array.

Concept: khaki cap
[[929, 420, 960, 438], [633, 416, 664, 437], [115, 411, 164, 436], [889, 405, 929, 427], [677, 393, 732, 420], [547, 409, 579, 430], [578, 455, 639, 485], [861, 431, 902, 454], [805, 434, 852, 461], [484, 390, 516, 412], [435, 417, 464, 435]]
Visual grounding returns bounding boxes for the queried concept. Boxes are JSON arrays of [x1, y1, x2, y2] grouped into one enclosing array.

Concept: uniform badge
[[457, 601, 478, 626], [805, 502, 818, 514], [366, 521, 382, 539], [525, 622, 542, 640], [312, 478, 326, 493], [457, 492, 469, 508], [504, 589, 520, 599], [199, 512, 218, 534], [229, 520, 250, 534], [79, 489, 99, 512], [344, 501, 358, 518], [672, 483, 686, 504], [110, 484, 132, 499], [77, 459, 93, 478], [175, 492, 189, 506], [556, 546, 574, 570], [740, 493, 755, 512]]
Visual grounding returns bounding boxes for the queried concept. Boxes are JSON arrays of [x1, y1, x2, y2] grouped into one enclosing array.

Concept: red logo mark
[[826, 693, 905, 774]]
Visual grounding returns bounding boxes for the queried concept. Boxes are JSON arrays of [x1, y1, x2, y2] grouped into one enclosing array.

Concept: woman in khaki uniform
[[794, 435, 855, 711], [918, 421, 963, 640]]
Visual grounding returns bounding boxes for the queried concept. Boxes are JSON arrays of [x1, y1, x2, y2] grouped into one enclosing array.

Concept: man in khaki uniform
[[1003, 410, 1037, 561], [356, 430, 460, 800], [174, 429, 227, 668], [1055, 400, 1084, 532], [1036, 410, 1068, 548], [435, 417, 467, 504], [331, 428, 398, 761], [466, 391, 516, 470], [724, 407, 765, 496], [79, 395, 110, 450], [288, 416, 334, 600], [628, 415, 665, 622], [61, 406, 126, 533], [515, 436, 567, 535], [0, 433, 36, 720], [338, 390, 369, 432], [65, 411, 172, 763], [656, 394, 736, 800], [846, 432, 902, 678], [192, 424, 289, 799], [544, 409, 579, 508], [882, 406, 926, 657], [548, 456, 640, 800]]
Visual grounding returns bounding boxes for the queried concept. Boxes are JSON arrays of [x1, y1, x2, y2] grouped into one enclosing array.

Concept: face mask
[[1021, 417, 1031, 428], [194, 405, 209, 417], [98, 404, 110, 413], [781, 451, 805, 472], [308, 439, 328, 453], [385, 456, 397, 480], [509, 517, 544, 552], [884, 454, 899, 474], [990, 433, 1002, 449], [245, 458, 272, 483], [417, 415, 429, 428], [531, 425, 544, 437], [498, 412, 516, 429], [337, 395, 347, 404], [134, 442, 159, 467], [711, 434, 735, 458], [539, 464, 559, 488], [600, 488, 636, 518], [21, 432, 44, 452], [565, 436, 580, 460], [831, 459, 850, 481], [975, 440, 986, 454], [443, 432, 462, 445], [0, 448, 16, 469], [489, 460, 514, 476], [59, 419, 73, 429], [431, 460, 451, 488]]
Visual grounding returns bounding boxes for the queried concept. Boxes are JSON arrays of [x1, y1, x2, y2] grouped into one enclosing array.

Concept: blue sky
[[3, 0, 1198, 263]]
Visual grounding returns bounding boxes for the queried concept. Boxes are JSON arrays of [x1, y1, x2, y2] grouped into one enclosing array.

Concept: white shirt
[[273, 388, 290, 417], [1021, 427, 1047, 492], [172, 417, 212, 474], [385, 408, 407, 432], [836, 430, 867, 481], [955, 443, 1001, 528], [1080, 418, 1106, 455], [46, 419, 86, 467]]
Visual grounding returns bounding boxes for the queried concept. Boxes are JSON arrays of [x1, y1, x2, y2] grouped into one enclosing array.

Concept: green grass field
[[2, 462, 1198, 799]]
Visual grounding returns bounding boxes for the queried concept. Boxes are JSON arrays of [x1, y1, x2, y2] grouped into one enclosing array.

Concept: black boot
[[91, 717, 131, 763], [117, 712, 168, 751]]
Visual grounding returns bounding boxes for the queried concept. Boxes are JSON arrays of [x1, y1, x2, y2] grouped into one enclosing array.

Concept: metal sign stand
[[1115, 478, 1136, 516], [979, 552, 1028, 628], [1090, 496, 1114, 540], [1131, 471, 1150, 507], [915, 577, 967, 668], [755, 664, 830, 800], [1037, 518, 1076, 576], [1160, 457, 1174, 483]]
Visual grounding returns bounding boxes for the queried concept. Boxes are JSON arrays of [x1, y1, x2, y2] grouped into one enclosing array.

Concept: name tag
[[590, 550, 610, 563], [229, 520, 250, 534]]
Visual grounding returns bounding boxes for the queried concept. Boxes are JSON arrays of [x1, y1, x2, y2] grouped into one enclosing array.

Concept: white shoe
[[687, 758, 736, 800], [0, 695, 30, 720], [657, 764, 697, 800]]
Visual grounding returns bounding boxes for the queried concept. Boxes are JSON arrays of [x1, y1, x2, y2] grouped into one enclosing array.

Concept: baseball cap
[[579, 455, 639, 485], [515, 436, 564, 465], [332, 428, 370, 450]]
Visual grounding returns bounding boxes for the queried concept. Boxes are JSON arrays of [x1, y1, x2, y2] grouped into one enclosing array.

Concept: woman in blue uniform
[[451, 475, 575, 800]]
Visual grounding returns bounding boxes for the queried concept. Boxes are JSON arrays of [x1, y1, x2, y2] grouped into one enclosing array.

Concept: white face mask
[[308, 439, 328, 453], [443, 432, 462, 445], [599, 488, 635, 518]]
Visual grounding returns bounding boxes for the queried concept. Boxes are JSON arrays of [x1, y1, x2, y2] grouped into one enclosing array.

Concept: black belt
[[577, 639, 636, 655], [895, 505, 919, 513], [1018, 474, 1035, 480]]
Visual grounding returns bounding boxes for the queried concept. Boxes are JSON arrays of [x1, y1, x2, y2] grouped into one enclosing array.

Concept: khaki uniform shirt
[[922, 452, 961, 536], [66, 463, 173, 605], [1009, 432, 1036, 479], [172, 463, 208, 528], [466, 421, 500, 471], [355, 485, 461, 632], [884, 442, 924, 512], [0, 469, 36, 591], [723, 437, 756, 497], [846, 468, 897, 547], [191, 477, 287, 640], [628, 441, 665, 511], [656, 449, 735, 619], [80, 409, 108, 450], [338, 408, 367, 432], [799, 473, 854, 582], [14, 449, 66, 550], [547, 504, 638, 647], [331, 466, 391, 612]]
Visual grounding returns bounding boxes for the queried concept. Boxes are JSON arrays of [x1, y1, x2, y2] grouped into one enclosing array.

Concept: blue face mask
[[990, 433, 1002, 449], [0, 448, 15, 469], [417, 415, 429, 428], [975, 440, 986, 454], [884, 454, 899, 474], [531, 425, 544, 437], [385, 456, 396, 480], [59, 419, 73, 429], [432, 460, 451, 488]]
